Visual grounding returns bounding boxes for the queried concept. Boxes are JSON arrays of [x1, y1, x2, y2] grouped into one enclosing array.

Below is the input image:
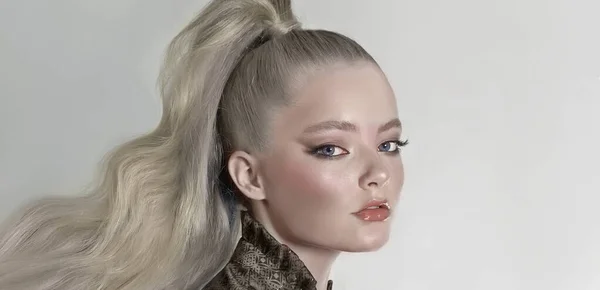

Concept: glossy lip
[[354, 199, 390, 213]]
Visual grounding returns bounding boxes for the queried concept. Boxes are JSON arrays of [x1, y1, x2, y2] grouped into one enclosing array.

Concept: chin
[[343, 231, 390, 253]]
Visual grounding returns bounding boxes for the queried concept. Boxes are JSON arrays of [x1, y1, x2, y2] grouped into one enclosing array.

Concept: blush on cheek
[[277, 159, 323, 196], [267, 157, 342, 211]]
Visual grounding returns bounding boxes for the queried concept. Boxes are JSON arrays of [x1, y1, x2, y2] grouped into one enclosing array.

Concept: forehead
[[275, 62, 398, 134]]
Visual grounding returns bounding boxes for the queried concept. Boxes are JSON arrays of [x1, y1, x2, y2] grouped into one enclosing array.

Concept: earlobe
[[227, 151, 266, 201]]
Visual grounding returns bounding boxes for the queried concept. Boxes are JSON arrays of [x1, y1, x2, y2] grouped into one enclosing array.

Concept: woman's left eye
[[378, 140, 408, 152]]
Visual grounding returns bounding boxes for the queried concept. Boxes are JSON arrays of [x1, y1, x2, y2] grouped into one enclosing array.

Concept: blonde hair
[[0, 0, 374, 289]]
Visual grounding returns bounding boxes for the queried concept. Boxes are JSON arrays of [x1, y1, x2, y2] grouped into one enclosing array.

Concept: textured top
[[204, 211, 333, 290]]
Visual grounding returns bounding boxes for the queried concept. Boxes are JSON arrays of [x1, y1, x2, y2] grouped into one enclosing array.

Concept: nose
[[358, 156, 391, 190]]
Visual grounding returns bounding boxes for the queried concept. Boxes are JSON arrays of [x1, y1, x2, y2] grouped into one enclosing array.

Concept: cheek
[[263, 155, 353, 210], [388, 158, 405, 202]]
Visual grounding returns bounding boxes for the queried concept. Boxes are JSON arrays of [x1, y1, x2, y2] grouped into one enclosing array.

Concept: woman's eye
[[379, 140, 408, 152], [313, 145, 348, 157], [311, 140, 408, 158]]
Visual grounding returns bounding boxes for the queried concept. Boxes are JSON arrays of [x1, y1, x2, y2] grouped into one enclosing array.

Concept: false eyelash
[[396, 139, 409, 147]]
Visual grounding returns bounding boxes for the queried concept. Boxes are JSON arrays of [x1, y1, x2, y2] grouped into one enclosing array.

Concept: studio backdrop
[[1, 0, 599, 289]]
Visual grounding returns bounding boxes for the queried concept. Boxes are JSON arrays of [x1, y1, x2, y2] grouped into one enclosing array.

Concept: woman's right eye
[[311, 145, 349, 158]]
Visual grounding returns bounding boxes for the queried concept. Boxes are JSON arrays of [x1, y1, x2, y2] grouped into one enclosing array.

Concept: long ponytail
[[155, 0, 300, 288], [0, 1, 300, 289]]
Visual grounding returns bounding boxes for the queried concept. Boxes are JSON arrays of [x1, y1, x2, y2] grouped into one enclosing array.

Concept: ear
[[227, 150, 266, 201]]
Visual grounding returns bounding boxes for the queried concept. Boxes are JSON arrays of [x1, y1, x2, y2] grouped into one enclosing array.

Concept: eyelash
[[310, 139, 409, 159]]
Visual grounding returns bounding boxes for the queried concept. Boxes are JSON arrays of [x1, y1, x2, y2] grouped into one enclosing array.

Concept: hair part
[[0, 0, 375, 289]]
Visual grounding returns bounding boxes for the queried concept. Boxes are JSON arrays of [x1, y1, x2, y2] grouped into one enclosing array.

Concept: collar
[[234, 211, 333, 289]]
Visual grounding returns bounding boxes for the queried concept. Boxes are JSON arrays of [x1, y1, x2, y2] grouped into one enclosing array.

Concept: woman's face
[[251, 61, 405, 252]]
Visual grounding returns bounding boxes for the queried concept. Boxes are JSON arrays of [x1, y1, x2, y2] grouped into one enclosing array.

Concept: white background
[[1, 0, 599, 289]]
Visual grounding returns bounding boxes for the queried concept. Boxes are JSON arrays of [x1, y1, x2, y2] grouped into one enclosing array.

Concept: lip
[[353, 199, 391, 222], [358, 199, 390, 211]]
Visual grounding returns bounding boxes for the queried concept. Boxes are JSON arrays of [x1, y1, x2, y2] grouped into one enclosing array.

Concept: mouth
[[354, 200, 391, 222]]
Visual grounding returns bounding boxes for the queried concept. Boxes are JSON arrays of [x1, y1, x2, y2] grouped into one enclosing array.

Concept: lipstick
[[354, 199, 391, 221]]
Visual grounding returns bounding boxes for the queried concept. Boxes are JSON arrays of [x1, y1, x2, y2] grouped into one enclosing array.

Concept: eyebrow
[[302, 118, 402, 134]]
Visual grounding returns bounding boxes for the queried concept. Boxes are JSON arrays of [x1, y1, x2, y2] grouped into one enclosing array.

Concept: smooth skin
[[228, 61, 406, 290]]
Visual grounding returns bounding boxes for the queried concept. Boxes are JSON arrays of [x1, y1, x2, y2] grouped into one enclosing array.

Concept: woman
[[0, 0, 406, 289]]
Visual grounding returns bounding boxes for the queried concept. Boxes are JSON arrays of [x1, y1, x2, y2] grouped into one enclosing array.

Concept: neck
[[251, 209, 339, 289]]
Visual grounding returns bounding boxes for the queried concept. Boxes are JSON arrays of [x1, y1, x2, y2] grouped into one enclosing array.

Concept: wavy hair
[[0, 0, 375, 289]]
